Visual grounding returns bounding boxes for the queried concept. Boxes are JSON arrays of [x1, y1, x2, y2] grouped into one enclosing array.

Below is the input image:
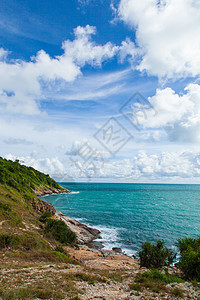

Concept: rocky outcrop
[[31, 185, 70, 214], [34, 187, 70, 197], [30, 197, 56, 215], [55, 212, 101, 244]]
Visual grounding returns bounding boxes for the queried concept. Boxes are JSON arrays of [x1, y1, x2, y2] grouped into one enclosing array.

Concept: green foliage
[[129, 283, 142, 292], [0, 156, 62, 197], [135, 269, 184, 285], [0, 286, 62, 300], [54, 245, 68, 255], [0, 234, 20, 249], [131, 269, 184, 295], [0, 200, 11, 212], [45, 219, 76, 245], [0, 199, 22, 226], [0, 233, 48, 251], [51, 251, 71, 263], [177, 236, 200, 280], [138, 240, 176, 268], [39, 211, 52, 223]]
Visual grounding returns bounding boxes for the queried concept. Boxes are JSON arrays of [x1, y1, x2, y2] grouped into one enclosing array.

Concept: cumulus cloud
[[0, 25, 120, 115], [118, 0, 200, 78], [62, 25, 119, 67], [5, 154, 66, 177], [5, 149, 200, 182], [129, 83, 200, 143]]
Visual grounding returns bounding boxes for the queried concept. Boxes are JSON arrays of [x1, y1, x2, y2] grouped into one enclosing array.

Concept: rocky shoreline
[[35, 186, 70, 197], [55, 211, 101, 245], [43, 190, 131, 256]]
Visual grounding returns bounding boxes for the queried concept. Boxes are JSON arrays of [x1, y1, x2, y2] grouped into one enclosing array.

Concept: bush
[[39, 211, 52, 223], [138, 240, 176, 268], [54, 246, 68, 255], [45, 219, 76, 245], [0, 234, 20, 249], [135, 269, 184, 284], [177, 237, 200, 280]]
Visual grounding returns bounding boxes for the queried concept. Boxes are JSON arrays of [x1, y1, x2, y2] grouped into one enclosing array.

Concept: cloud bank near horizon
[[5, 149, 200, 183]]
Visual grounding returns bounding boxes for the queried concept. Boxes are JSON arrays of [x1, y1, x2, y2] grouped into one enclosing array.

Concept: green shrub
[[54, 246, 68, 255], [0, 234, 20, 249], [177, 236, 200, 280], [39, 211, 52, 223], [129, 283, 142, 292], [132, 269, 184, 295], [138, 240, 176, 268], [45, 219, 76, 245], [135, 269, 184, 284], [0, 201, 11, 212]]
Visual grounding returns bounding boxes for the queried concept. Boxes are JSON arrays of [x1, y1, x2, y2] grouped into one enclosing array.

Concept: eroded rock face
[[31, 197, 56, 215], [31, 186, 70, 215]]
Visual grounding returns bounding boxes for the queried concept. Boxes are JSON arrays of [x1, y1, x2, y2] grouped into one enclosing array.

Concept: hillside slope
[[0, 157, 73, 263]]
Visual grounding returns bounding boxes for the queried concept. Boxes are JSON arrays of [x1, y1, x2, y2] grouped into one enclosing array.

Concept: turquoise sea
[[43, 183, 200, 256]]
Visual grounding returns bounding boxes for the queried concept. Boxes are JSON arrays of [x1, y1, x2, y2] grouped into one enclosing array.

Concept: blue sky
[[1, 0, 200, 183]]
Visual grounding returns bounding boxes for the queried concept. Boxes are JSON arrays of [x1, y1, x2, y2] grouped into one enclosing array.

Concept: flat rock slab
[[65, 245, 140, 270]]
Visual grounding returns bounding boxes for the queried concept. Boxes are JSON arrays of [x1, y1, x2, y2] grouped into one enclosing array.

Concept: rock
[[56, 212, 101, 244], [30, 197, 56, 215], [112, 247, 122, 253], [34, 187, 70, 197]]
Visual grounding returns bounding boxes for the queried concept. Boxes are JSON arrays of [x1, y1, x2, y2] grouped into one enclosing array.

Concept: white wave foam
[[94, 225, 124, 252], [70, 191, 80, 194], [93, 225, 137, 257], [121, 248, 137, 258], [75, 217, 87, 222]]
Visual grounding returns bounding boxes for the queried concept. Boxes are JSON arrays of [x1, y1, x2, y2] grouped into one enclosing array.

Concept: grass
[[135, 269, 184, 285], [130, 269, 185, 295], [171, 287, 184, 298], [129, 283, 142, 292], [95, 270, 124, 283], [0, 287, 62, 300], [0, 265, 81, 299]]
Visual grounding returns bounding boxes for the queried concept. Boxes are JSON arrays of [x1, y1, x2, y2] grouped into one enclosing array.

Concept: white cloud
[[0, 48, 9, 60], [5, 149, 200, 183], [130, 83, 200, 143], [62, 25, 119, 67], [5, 154, 66, 177], [118, 0, 200, 78], [48, 69, 130, 101], [0, 25, 120, 115]]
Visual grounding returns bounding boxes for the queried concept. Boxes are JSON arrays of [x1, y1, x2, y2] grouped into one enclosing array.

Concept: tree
[[138, 240, 176, 269]]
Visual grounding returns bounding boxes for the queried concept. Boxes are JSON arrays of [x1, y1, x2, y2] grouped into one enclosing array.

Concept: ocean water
[[43, 183, 200, 256]]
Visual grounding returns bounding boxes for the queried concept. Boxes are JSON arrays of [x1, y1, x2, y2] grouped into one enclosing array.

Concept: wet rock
[[112, 247, 122, 253]]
